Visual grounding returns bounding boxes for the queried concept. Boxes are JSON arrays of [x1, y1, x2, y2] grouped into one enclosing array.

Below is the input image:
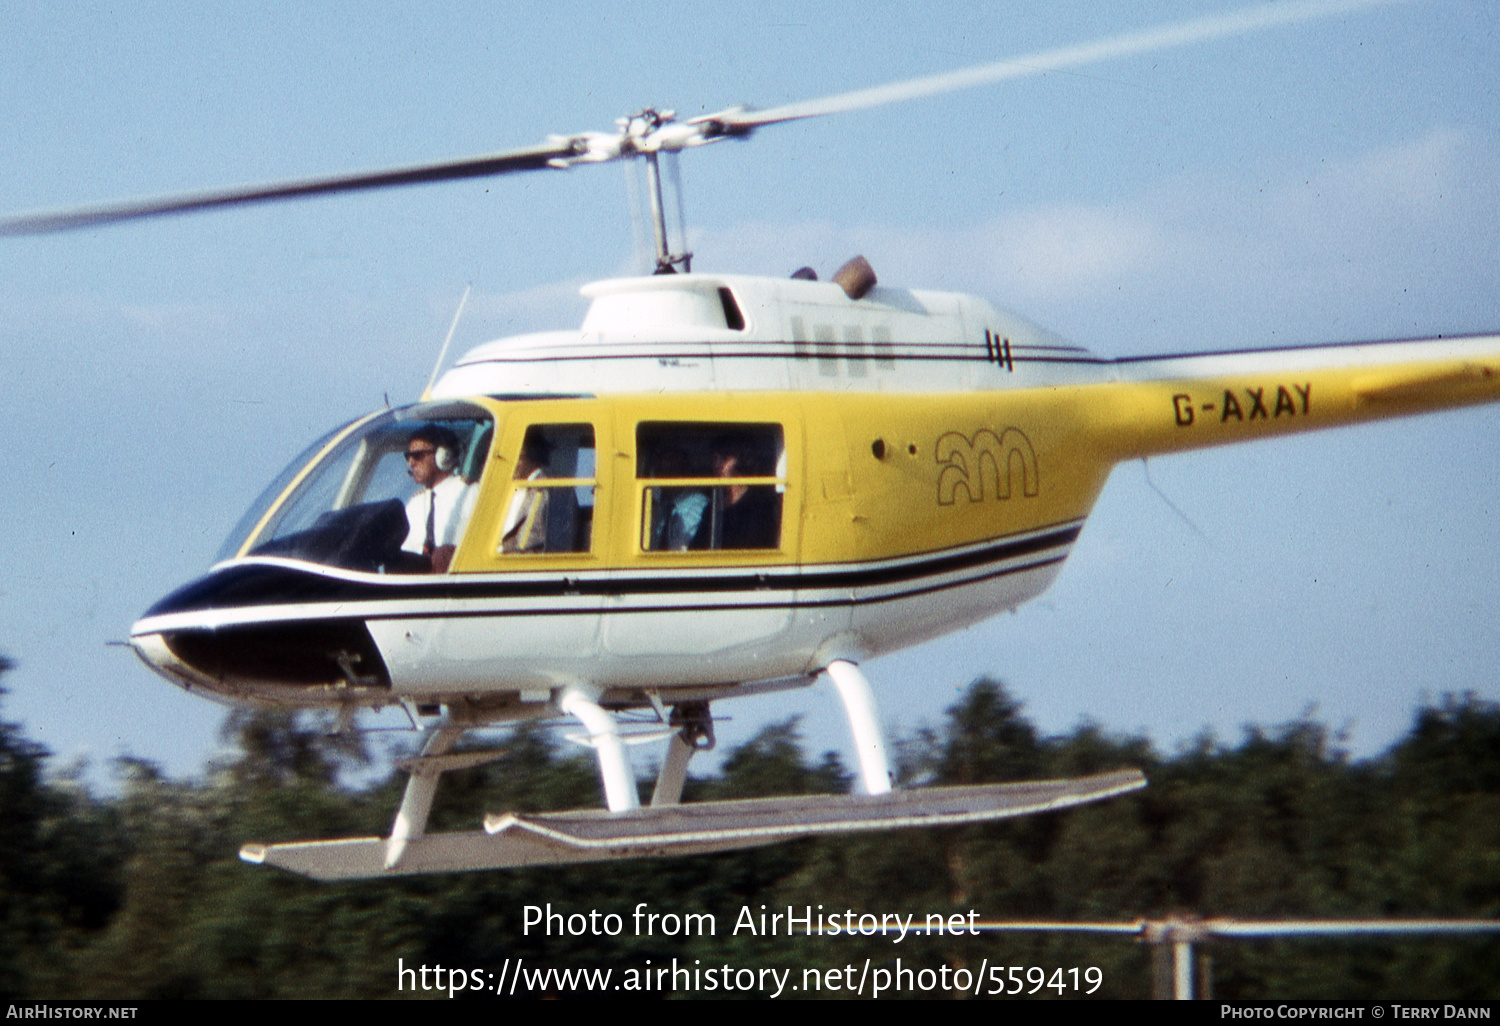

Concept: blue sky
[[1, 0, 1496, 788]]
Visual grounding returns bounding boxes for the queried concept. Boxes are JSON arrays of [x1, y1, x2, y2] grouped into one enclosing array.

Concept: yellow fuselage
[[454, 346, 1500, 575]]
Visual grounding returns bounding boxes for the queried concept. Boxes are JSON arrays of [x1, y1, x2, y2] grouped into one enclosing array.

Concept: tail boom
[[1101, 334, 1500, 461]]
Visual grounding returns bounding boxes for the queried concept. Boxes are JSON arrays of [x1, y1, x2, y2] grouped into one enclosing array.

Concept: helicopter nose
[[130, 629, 221, 698], [131, 561, 396, 706]]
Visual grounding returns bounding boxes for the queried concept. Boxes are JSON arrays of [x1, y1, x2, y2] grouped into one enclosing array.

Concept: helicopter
[[5, 0, 1494, 878]]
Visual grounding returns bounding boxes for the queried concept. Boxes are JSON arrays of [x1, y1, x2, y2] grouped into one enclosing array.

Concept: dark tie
[[424, 490, 436, 555]]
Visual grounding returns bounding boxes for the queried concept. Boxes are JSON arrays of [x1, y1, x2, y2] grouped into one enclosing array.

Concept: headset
[[412, 425, 462, 473]]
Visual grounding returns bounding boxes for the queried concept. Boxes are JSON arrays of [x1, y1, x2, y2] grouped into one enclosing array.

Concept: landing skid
[[240, 660, 1145, 880], [242, 769, 1145, 880]]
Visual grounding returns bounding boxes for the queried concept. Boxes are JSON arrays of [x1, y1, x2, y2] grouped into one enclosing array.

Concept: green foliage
[[0, 663, 1496, 999], [707, 718, 850, 799], [0, 658, 126, 998], [218, 709, 370, 790], [929, 678, 1044, 785]]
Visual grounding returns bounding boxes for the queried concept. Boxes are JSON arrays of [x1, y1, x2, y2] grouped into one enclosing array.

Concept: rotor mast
[[622, 109, 695, 274], [642, 150, 689, 274]]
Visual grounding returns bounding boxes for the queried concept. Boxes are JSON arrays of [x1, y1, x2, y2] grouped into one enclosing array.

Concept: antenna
[[421, 283, 471, 401]]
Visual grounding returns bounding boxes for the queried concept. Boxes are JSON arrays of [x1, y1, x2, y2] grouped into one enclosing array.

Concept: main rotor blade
[[2, 0, 1409, 237], [710, 0, 1408, 130], [0, 139, 577, 236]]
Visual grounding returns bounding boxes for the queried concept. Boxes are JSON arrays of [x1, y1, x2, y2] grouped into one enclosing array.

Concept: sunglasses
[[405, 448, 437, 463]]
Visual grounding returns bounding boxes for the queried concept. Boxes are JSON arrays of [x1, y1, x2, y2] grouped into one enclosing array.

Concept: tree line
[[1, 655, 1496, 999]]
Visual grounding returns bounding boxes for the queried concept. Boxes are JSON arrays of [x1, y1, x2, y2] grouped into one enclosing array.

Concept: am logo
[[935, 428, 1039, 505]]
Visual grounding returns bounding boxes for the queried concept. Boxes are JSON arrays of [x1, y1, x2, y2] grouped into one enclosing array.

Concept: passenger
[[402, 425, 475, 573], [501, 434, 552, 553], [712, 436, 781, 549], [650, 447, 710, 551]]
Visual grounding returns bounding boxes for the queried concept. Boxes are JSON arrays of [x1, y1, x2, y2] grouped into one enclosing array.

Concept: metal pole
[[825, 659, 893, 795], [644, 150, 671, 272], [1174, 939, 1195, 1000]]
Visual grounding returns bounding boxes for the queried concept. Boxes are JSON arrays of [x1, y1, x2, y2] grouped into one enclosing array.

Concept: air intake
[[833, 255, 877, 299]]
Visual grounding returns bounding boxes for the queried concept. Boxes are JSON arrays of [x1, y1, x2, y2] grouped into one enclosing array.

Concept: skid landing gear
[[650, 701, 714, 807], [374, 687, 720, 871], [240, 669, 1147, 880], [824, 659, 892, 795]]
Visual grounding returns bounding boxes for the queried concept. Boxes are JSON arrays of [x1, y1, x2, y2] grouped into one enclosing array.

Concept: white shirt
[[402, 474, 476, 555], [500, 468, 547, 553]]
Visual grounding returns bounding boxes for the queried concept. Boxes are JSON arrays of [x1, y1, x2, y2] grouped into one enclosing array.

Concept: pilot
[[500, 433, 552, 553], [402, 425, 476, 573]]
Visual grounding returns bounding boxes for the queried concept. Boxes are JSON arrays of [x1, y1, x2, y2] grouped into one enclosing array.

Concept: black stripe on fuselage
[[462, 352, 1108, 368], [461, 331, 1499, 373], [456, 336, 1104, 368], [409, 550, 1071, 619], [142, 523, 1083, 620]]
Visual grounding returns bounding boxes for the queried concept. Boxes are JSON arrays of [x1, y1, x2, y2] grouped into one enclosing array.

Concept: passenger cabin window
[[500, 424, 595, 555], [637, 423, 784, 552]]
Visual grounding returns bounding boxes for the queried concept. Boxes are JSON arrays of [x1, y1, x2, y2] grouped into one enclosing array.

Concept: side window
[[499, 424, 595, 554], [637, 423, 784, 551]]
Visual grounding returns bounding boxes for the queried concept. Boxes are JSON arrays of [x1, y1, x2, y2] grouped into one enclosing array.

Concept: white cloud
[[457, 277, 592, 337], [727, 126, 1499, 351], [984, 205, 1165, 301]]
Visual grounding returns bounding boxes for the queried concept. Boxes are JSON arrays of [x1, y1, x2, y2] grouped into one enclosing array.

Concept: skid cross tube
[[825, 660, 893, 795]]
